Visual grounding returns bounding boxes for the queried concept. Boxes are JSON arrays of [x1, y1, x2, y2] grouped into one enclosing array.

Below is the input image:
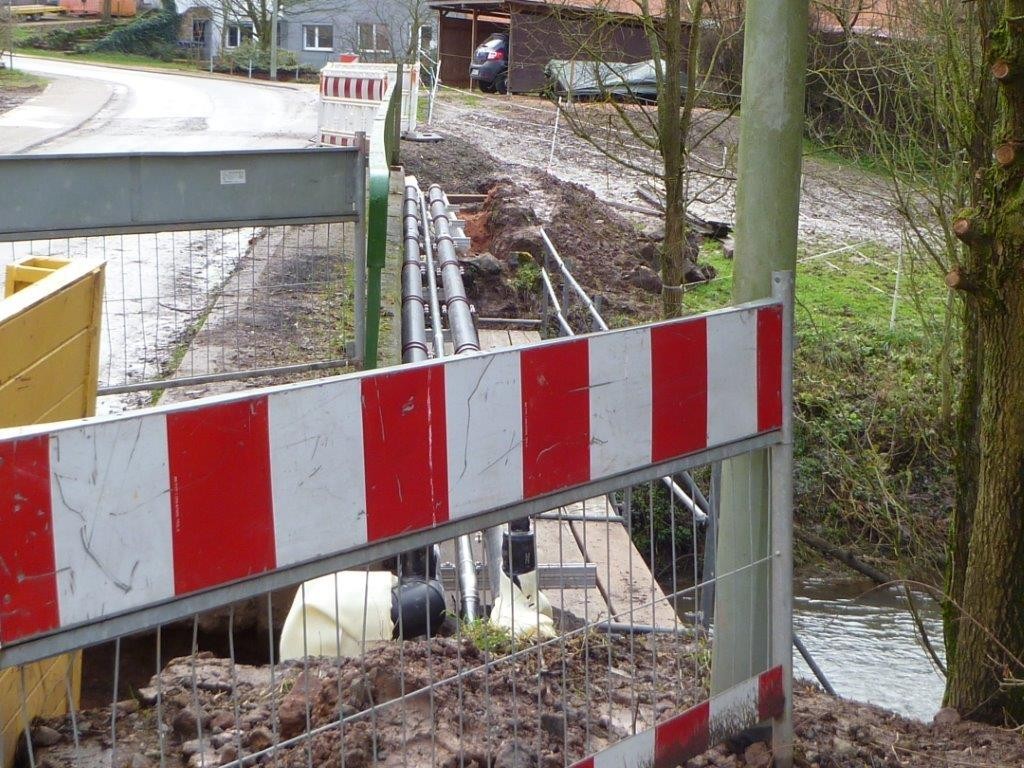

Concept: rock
[[743, 741, 771, 768], [492, 226, 546, 261], [933, 707, 961, 727], [279, 671, 323, 739], [245, 726, 275, 752], [209, 711, 236, 733], [187, 750, 219, 768], [172, 708, 209, 739], [831, 736, 857, 759], [626, 264, 663, 294], [137, 687, 160, 706], [30, 725, 62, 747], [539, 712, 565, 740], [462, 253, 504, 277], [494, 740, 537, 768], [218, 745, 238, 766], [116, 699, 140, 717], [639, 242, 660, 268], [641, 222, 665, 241]]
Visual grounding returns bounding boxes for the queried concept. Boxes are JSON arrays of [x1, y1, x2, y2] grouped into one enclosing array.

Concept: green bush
[[220, 40, 297, 73], [91, 0, 178, 55], [21, 22, 117, 51]]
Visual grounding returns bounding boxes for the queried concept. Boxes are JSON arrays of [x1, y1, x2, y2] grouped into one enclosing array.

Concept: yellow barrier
[[0, 257, 104, 768]]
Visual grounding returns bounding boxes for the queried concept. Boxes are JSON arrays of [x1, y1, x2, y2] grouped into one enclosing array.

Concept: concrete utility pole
[[269, 0, 279, 79], [709, 0, 807, 724]]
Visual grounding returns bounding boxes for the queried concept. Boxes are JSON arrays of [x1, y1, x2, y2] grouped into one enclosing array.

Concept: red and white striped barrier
[[0, 304, 782, 647], [571, 666, 785, 768], [320, 73, 389, 101], [318, 132, 358, 147]]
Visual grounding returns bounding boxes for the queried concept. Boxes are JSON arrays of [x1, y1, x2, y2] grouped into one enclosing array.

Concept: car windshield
[[480, 37, 505, 50]]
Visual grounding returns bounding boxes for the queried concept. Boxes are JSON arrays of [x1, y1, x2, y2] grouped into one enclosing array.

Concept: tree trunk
[[944, 0, 1024, 721], [658, 0, 685, 319]]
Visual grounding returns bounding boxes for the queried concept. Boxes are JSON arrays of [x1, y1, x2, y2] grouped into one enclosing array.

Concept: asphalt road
[[0, 56, 318, 154]]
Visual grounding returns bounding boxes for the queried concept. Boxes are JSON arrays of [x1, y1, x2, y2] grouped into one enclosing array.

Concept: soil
[[404, 134, 708, 324], [0, 79, 45, 116], [22, 639, 1024, 768]]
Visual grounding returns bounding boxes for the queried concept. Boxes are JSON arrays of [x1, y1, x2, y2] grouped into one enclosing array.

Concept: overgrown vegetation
[[91, 0, 179, 58], [17, 21, 120, 51], [677, 240, 953, 577]]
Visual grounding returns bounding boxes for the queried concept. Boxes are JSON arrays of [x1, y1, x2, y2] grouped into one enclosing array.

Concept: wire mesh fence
[[2, 221, 358, 413], [3, 460, 783, 768]]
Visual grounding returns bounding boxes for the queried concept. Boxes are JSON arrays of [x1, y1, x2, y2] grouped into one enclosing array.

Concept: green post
[[709, 0, 807, 721], [363, 68, 403, 369]]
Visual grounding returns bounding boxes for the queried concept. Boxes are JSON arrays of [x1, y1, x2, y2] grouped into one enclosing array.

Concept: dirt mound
[[22, 635, 1024, 768], [26, 635, 705, 768], [402, 132, 714, 326]]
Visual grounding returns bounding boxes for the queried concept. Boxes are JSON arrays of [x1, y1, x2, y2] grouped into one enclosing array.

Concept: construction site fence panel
[[0, 149, 362, 241], [0, 283, 792, 768], [0, 149, 368, 401]]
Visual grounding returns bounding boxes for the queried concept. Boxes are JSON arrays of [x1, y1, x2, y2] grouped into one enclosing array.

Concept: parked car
[[469, 33, 508, 94]]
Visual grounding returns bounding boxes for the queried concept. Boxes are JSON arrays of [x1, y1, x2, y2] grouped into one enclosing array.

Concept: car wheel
[[494, 72, 508, 94], [477, 80, 496, 93]]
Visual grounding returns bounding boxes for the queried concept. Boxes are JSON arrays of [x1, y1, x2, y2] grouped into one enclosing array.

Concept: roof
[[429, 0, 668, 22]]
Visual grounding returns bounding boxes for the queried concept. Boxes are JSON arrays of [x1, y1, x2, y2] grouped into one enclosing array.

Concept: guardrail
[[363, 64, 403, 368]]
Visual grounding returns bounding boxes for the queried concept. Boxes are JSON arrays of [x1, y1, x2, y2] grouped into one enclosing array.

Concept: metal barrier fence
[[0, 286, 794, 767], [1, 223, 358, 411], [0, 149, 366, 411]]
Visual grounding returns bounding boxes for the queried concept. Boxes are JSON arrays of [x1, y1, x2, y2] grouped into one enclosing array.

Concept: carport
[[428, 0, 686, 92]]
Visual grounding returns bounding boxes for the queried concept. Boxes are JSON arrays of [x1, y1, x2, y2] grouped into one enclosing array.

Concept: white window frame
[[357, 22, 391, 54], [302, 23, 334, 51], [225, 23, 252, 49]]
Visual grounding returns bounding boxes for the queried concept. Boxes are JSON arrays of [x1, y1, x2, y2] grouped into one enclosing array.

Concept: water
[[793, 577, 946, 722]]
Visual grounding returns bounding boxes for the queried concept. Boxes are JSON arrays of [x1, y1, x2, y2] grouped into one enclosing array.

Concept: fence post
[[353, 133, 368, 364], [769, 270, 795, 767]]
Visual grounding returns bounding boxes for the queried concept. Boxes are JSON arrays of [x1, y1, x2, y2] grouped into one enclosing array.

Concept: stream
[[793, 577, 946, 722]]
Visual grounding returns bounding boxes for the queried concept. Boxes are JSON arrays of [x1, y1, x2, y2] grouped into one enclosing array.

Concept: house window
[[418, 24, 433, 49], [225, 24, 252, 48], [357, 23, 390, 53], [303, 24, 334, 51]]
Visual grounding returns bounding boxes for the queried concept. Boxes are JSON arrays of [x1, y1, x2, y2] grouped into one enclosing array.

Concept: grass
[[0, 66, 47, 90], [684, 239, 953, 577], [16, 47, 200, 72]]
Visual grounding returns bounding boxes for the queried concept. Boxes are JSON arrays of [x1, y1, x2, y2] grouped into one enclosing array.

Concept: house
[[174, 0, 436, 69], [428, 0, 689, 92]]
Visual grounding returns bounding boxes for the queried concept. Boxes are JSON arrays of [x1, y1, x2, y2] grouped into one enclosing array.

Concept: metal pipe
[[428, 185, 480, 354], [539, 228, 608, 332], [402, 184, 429, 363], [539, 266, 573, 336], [456, 535, 480, 621], [421, 182, 481, 619], [793, 633, 836, 696], [419, 189, 446, 357]]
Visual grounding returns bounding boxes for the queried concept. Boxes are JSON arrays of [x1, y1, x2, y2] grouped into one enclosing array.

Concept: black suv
[[469, 33, 509, 93]]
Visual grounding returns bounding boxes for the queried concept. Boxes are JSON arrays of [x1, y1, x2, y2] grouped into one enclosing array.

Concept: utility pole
[[269, 0, 279, 79], [709, 0, 807, 735]]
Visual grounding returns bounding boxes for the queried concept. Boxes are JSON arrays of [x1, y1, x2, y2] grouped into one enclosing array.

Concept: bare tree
[[541, 0, 743, 318]]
